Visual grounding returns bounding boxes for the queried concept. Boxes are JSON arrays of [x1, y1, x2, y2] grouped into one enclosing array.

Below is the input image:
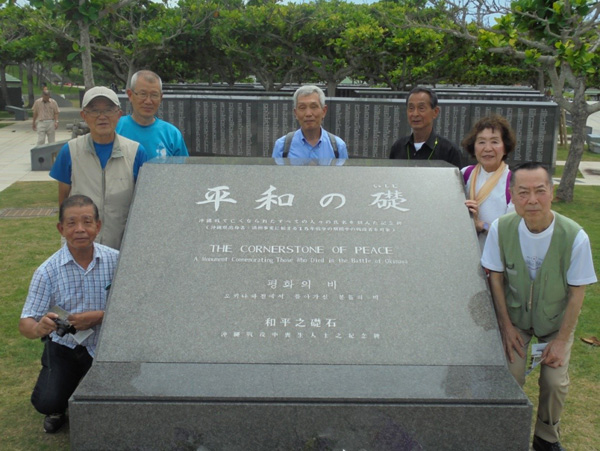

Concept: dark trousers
[[31, 338, 93, 415]]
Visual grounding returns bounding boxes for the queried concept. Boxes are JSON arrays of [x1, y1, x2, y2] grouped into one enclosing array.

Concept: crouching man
[[482, 163, 597, 451], [19, 195, 118, 433]]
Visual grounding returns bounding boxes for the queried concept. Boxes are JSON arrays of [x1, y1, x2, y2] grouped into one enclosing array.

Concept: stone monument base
[[70, 159, 532, 450], [30, 140, 68, 171], [70, 362, 530, 450]]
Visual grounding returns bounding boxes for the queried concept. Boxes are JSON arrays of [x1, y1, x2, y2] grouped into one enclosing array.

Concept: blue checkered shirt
[[21, 243, 119, 357]]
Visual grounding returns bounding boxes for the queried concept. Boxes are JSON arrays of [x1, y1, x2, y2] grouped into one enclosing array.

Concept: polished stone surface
[[70, 158, 531, 450], [30, 139, 68, 171]]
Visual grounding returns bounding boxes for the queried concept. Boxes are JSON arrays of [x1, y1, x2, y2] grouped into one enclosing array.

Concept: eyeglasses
[[132, 90, 161, 101], [84, 108, 120, 118]]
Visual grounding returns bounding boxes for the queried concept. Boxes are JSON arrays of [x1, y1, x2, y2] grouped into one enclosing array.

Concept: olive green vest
[[498, 212, 581, 337]]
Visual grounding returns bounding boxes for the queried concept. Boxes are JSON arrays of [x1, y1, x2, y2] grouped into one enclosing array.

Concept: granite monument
[[70, 158, 531, 450]]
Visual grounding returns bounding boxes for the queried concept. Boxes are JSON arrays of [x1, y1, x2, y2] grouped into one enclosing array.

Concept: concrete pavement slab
[[0, 108, 80, 191]]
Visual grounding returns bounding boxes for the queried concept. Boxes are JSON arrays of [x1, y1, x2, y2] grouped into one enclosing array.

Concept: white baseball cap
[[82, 86, 120, 108]]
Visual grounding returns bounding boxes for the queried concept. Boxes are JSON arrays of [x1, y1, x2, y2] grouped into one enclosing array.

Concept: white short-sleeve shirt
[[481, 215, 597, 285]]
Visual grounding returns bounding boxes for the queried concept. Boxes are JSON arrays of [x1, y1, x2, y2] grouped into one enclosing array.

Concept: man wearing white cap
[[50, 86, 148, 250]]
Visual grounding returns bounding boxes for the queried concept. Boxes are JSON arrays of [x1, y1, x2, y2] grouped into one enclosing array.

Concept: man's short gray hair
[[293, 85, 326, 109], [130, 70, 163, 92]]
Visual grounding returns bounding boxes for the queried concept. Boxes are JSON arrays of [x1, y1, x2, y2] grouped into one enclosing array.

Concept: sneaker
[[533, 435, 566, 451], [43, 413, 66, 433]]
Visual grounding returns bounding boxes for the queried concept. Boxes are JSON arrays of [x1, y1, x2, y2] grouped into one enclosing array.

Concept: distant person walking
[[32, 90, 60, 145], [116, 70, 189, 160]]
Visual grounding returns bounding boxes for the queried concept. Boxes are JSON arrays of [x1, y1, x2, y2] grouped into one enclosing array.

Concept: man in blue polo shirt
[[272, 85, 348, 159], [116, 70, 189, 160]]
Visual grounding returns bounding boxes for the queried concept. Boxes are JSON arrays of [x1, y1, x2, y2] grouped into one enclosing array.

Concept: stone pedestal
[[30, 140, 68, 171], [70, 158, 531, 450]]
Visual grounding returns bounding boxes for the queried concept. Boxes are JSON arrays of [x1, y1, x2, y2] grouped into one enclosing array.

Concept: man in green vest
[[481, 162, 596, 451]]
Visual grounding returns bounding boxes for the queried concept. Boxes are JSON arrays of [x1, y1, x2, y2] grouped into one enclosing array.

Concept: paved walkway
[[0, 108, 79, 192], [585, 101, 600, 133], [1, 106, 600, 193]]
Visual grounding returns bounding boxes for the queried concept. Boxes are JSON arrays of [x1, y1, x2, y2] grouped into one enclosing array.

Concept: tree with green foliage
[[93, 0, 223, 87], [155, 0, 248, 85], [30, 0, 138, 89], [284, 0, 371, 96], [491, 0, 600, 202], [339, 2, 527, 90], [0, 3, 36, 106], [210, 3, 301, 91], [412, 0, 600, 202], [335, 4, 394, 87], [92, 0, 170, 85], [22, 6, 71, 105], [382, 1, 470, 88], [454, 40, 540, 88]]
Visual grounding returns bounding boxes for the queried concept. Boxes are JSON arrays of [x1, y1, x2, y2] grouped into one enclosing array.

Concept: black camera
[[53, 317, 76, 337]]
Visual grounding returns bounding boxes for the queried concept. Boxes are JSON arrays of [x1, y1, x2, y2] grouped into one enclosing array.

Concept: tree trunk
[[26, 60, 35, 107], [126, 66, 136, 90], [536, 69, 544, 93], [79, 19, 95, 89], [256, 71, 274, 92], [36, 62, 45, 89], [326, 80, 337, 98], [555, 80, 588, 202], [0, 64, 10, 107]]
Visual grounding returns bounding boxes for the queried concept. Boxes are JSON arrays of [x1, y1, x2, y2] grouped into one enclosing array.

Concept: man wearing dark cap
[[50, 86, 148, 249]]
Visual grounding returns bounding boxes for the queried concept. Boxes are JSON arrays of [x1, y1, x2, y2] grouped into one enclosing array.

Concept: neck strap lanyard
[[407, 137, 438, 160]]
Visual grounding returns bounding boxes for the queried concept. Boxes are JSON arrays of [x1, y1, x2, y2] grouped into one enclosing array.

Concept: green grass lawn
[[0, 182, 68, 450], [532, 187, 600, 450], [553, 142, 599, 178], [553, 165, 584, 179], [556, 143, 600, 162], [0, 180, 598, 450]]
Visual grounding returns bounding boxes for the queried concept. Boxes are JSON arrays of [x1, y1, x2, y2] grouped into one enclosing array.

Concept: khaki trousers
[[507, 327, 573, 443], [36, 120, 55, 145]]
